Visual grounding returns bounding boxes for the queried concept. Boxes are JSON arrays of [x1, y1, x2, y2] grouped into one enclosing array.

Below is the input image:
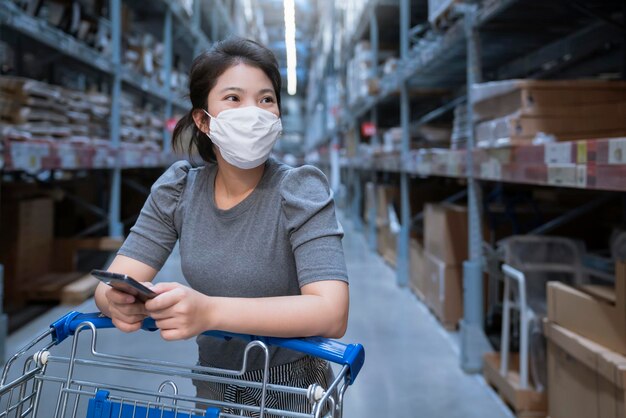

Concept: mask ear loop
[[202, 109, 213, 136]]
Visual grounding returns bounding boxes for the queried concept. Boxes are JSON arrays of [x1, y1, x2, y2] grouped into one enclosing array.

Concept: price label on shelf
[[544, 142, 573, 164], [57, 143, 79, 169], [547, 164, 578, 187], [576, 165, 587, 188], [10, 142, 49, 173], [480, 159, 502, 180], [576, 141, 588, 164], [608, 138, 626, 165]]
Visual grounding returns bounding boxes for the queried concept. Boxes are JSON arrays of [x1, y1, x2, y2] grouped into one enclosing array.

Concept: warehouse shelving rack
[[306, 0, 626, 373], [0, 0, 266, 360]]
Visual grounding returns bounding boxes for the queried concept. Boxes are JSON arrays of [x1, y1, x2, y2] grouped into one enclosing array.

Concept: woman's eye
[[261, 97, 275, 104], [225, 95, 239, 101]]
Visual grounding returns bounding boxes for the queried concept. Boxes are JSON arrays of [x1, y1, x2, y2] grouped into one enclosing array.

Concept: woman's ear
[[191, 109, 210, 134]]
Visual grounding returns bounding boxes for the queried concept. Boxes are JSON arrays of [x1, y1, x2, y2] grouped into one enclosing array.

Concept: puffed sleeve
[[280, 165, 349, 287], [117, 160, 191, 271]]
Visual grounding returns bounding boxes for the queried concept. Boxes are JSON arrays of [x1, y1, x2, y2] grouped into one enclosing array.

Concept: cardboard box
[[409, 238, 425, 299], [476, 109, 626, 143], [0, 197, 54, 305], [424, 203, 468, 265], [377, 226, 397, 267], [423, 251, 463, 328], [376, 185, 399, 227], [363, 182, 377, 226], [547, 262, 626, 355], [472, 79, 626, 122], [546, 321, 626, 418]]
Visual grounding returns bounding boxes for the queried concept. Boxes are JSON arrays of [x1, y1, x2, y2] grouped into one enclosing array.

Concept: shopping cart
[[0, 311, 365, 418]]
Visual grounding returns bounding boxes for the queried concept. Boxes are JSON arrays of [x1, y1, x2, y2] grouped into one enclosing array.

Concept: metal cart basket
[[0, 311, 365, 418]]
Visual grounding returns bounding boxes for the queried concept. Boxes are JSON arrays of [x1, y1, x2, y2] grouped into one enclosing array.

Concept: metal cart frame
[[0, 312, 365, 418]]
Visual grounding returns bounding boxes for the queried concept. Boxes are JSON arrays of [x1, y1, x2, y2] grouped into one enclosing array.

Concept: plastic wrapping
[[500, 235, 586, 315], [499, 235, 586, 391]]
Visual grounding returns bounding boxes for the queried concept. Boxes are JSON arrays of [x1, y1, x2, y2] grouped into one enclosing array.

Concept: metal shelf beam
[[0, 0, 113, 73], [1, 0, 189, 111], [108, 0, 123, 238], [326, 133, 626, 193]]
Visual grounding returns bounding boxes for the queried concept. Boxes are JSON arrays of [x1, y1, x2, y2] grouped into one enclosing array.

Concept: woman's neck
[[213, 152, 265, 208]]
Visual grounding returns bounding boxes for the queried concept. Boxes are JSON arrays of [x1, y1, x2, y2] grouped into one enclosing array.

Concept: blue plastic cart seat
[[86, 390, 219, 418]]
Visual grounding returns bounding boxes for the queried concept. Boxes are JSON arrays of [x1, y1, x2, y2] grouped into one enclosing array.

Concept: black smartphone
[[91, 269, 157, 302]]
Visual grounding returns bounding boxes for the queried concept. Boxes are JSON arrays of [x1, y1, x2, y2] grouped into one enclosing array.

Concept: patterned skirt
[[193, 355, 334, 417]]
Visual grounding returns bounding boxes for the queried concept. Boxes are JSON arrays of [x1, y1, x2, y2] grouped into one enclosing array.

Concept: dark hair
[[172, 37, 282, 163]]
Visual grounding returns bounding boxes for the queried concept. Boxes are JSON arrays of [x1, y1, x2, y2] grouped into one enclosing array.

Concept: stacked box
[[18, 0, 112, 52], [547, 262, 626, 355], [375, 185, 399, 266], [0, 76, 70, 140], [545, 261, 626, 418], [0, 194, 54, 307], [545, 321, 626, 418], [409, 238, 426, 300], [346, 41, 374, 106], [0, 76, 163, 150], [471, 80, 626, 148], [120, 95, 163, 148], [423, 203, 468, 328], [382, 127, 403, 152]]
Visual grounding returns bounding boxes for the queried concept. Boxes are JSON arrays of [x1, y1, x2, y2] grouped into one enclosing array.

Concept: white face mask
[[203, 107, 282, 169]]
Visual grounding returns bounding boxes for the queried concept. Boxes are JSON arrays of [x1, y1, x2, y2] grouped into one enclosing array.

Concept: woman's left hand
[[144, 282, 211, 340]]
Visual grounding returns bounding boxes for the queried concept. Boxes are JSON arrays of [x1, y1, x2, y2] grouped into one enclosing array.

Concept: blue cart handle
[[51, 312, 364, 384]]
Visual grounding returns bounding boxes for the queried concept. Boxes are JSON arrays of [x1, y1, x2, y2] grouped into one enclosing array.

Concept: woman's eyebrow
[[220, 87, 244, 93], [258, 88, 275, 95]]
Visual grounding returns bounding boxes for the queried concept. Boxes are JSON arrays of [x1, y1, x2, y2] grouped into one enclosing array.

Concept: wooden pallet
[[483, 352, 547, 418], [24, 272, 86, 302], [61, 274, 100, 305], [23, 272, 99, 305]]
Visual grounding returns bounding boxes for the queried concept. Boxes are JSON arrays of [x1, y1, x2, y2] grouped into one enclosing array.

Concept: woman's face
[[207, 63, 279, 118]]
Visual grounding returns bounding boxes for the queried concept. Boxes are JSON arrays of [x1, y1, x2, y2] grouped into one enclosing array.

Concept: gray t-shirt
[[117, 158, 349, 371]]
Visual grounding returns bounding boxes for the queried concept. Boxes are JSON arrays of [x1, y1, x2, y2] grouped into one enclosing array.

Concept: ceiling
[[254, 0, 318, 97]]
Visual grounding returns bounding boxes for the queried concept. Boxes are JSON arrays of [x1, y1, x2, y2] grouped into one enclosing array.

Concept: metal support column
[[0, 265, 6, 364], [460, 4, 491, 373], [163, 7, 173, 154], [395, 0, 411, 287], [367, 6, 380, 250], [192, 0, 202, 56], [211, 0, 219, 41], [370, 6, 379, 103], [352, 122, 364, 232], [108, 0, 123, 238], [329, 3, 341, 197]]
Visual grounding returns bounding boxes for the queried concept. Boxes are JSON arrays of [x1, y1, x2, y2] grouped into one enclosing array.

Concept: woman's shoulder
[[151, 160, 206, 199], [270, 159, 332, 206]]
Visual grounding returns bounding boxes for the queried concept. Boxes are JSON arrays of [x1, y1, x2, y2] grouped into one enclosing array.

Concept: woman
[[94, 37, 349, 415]]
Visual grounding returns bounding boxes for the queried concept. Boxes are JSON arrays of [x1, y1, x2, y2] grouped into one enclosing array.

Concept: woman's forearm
[[94, 283, 112, 317], [207, 291, 348, 339]]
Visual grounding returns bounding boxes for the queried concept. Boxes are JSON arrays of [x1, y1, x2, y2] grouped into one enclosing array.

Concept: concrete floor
[[5, 212, 513, 417]]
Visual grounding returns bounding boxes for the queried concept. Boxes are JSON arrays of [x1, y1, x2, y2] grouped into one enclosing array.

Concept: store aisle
[[6, 211, 513, 418], [338, 214, 513, 418]]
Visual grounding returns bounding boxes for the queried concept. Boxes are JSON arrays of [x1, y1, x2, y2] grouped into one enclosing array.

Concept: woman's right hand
[[103, 286, 148, 332]]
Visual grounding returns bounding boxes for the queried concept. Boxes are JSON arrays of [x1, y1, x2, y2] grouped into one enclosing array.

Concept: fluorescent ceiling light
[[284, 0, 297, 95], [244, 0, 253, 23]]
